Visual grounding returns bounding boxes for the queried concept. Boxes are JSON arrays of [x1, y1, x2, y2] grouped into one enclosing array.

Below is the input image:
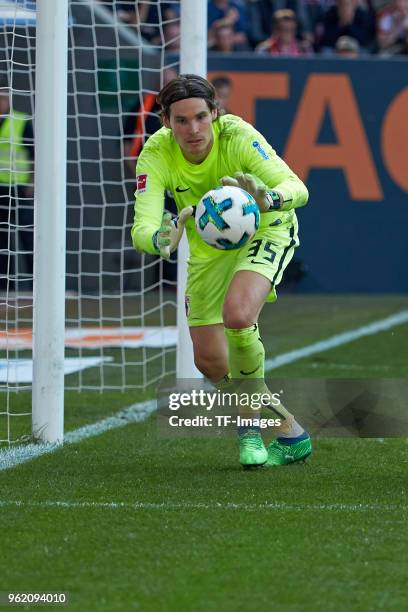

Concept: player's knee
[[222, 304, 254, 330]]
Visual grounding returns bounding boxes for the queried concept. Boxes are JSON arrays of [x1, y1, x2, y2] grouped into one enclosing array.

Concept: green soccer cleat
[[239, 430, 268, 469], [266, 435, 312, 466]]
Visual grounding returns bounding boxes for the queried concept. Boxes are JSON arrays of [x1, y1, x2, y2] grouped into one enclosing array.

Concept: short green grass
[[0, 295, 407, 611]]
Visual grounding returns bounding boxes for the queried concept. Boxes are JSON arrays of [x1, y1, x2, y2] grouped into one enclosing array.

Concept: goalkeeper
[[131, 74, 311, 468]]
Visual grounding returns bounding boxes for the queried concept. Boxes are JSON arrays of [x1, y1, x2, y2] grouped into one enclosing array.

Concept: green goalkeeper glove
[[221, 173, 282, 212], [152, 207, 194, 260]]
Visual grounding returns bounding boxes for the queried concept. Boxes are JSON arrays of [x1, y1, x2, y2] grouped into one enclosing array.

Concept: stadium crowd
[[100, 0, 408, 57]]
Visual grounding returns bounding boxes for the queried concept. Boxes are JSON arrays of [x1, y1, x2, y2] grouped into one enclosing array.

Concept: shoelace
[[241, 433, 263, 449], [270, 440, 291, 450]]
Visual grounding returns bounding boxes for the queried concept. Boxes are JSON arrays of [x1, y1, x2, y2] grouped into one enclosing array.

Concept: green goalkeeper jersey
[[131, 114, 308, 258]]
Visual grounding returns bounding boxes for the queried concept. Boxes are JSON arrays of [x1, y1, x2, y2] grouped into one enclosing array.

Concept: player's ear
[[163, 115, 171, 129], [211, 109, 217, 121]]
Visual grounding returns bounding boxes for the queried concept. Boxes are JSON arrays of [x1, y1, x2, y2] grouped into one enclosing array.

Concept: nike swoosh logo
[[240, 363, 262, 376], [176, 186, 190, 193], [250, 259, 268, 265]]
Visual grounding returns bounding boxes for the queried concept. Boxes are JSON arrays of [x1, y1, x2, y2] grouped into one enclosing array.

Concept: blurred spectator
[[0, 83, 34, 291], [316, 0, 375, 51], [280, 0, 324, 46], [380, 15, 408, 56], [208, 0, 249, 47], [299, 0, 329, 38], [120, 67, 233, 288], [375, 0, 408, 53], [335, 33, 361, 54], [100, 2, 144, 23], [209, 19, 251, 50], [246, 0, 275, 46], [122, 68, 177, 173], [163, 21, 181, 51], [256, 9, 309, 54], [247, 0, 326, 49], [122, 66, 178, 282], [113, 1, 141, 23], [103, 1, 181, 38], [116, 1, 162, 42], [163, 2, 181, 20], [211, 75, 233, 113]]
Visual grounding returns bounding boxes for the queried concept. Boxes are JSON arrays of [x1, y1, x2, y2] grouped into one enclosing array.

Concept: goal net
[[0, 0, 184, 446]]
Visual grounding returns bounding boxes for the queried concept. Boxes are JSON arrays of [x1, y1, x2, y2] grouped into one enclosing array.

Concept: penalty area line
[[265, 309, 408, 371], [0, 400, 156, 471], [0, 500, 407, 512]]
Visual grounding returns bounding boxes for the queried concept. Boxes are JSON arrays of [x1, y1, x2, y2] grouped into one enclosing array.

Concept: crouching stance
[[132, 74, 312, 468]]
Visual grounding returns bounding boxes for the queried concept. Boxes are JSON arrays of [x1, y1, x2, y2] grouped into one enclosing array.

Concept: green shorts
[[185, 213, 299, 327]]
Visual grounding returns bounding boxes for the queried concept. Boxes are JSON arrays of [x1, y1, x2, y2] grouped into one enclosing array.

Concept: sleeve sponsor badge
[[136, 173, 148, 192], [252, 140, 269, 160]]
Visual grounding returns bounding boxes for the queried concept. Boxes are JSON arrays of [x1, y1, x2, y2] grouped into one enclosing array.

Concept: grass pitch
[[0, 295, 407, 611]]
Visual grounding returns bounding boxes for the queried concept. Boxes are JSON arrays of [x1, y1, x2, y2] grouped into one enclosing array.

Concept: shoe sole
[[241, 462, 267, 470], [266, 451, 312, 467]]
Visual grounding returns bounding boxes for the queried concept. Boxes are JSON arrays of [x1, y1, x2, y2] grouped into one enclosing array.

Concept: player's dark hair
[[157, 74, 220, 120]]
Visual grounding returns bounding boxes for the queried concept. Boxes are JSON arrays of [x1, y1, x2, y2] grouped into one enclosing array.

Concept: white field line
[[1, 309, 407, 472], [0, 400, 155, 471], [305, 363, 391, 371], [0, 500, 406, 512], [265, 310, 408, 371]]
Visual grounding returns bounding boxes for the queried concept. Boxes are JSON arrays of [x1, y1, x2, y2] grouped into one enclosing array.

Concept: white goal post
[[32, 0, 68, 444]]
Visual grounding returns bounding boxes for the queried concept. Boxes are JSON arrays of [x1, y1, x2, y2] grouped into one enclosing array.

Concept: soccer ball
[[195, 186, 260, 250]]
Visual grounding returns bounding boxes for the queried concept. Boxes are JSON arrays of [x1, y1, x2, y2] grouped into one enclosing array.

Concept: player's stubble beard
[[182, 130, 214, 164]]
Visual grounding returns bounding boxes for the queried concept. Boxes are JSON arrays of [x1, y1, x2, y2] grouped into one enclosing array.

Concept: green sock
[[225, 324, 295, 434], [225, 325, 264, 434], [224, 324, 264, 379]]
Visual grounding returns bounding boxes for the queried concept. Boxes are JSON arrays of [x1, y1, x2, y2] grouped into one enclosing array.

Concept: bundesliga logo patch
[[252, 141, 269, 160], [136, 174, 148, 192]]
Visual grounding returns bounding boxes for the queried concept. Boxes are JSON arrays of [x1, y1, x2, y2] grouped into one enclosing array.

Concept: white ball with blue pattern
[[195, 186, 260, 250]]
